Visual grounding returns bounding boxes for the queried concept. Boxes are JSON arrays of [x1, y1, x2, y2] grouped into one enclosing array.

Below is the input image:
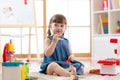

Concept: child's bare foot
[[53, 72, 58, 76], [71, 65, 76, 75], [70, 65, 76, 80]]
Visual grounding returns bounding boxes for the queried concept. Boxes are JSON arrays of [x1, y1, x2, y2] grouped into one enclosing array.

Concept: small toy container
[[97, 59, 120, 75], [2, 62, 27, 80]]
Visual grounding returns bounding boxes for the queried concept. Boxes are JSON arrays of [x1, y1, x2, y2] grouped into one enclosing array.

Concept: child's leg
[[46, 62, 76, 77], [70, 65, 77, 80], [71, 65, 76, 76]]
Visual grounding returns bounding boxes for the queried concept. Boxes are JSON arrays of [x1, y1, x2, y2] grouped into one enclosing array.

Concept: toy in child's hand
[[70, 75, 76, 80], [70, 75, 80, 80], [65, 58, 72, 62]]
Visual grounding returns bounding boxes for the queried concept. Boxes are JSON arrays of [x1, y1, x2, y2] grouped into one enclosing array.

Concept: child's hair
[[47, 14, 67, 38]]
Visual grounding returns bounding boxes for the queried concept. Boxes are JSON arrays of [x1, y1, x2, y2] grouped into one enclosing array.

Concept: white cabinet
[[92, 0, 120, 60], [92, 36, 120, 60]]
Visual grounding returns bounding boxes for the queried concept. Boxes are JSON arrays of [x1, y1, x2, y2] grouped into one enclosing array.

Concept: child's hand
[[68, 55, 75, 61], [52, 34, 60, 43], [65, 55, 74, 62]]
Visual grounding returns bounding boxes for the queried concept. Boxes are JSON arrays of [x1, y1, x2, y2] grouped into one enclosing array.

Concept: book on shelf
[[110, 0, 116, 9], [96, 22, 101, 34], [102, 0, 108, 10], [97, 15, 104, 34], [110, 0, 120, 9], [119, 0, 120, 8], [116, 0, 119, 9], [101, 15, 108, 34], [97, 15, 108, 34]]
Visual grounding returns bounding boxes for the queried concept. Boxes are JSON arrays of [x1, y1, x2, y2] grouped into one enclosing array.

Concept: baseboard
[[14, 53, 91, 58]]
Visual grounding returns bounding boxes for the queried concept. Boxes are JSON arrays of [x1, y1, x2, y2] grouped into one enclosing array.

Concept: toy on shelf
[[3, 39, 15, 62], [116, 20, 120, 33], [102, 0, 108, 10]]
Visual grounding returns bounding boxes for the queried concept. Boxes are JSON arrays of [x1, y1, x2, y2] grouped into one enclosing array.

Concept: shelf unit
[[92, 0, 120, 60], [92, 0, 120, 35]]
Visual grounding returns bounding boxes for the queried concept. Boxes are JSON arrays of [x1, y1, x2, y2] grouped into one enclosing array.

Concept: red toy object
[[3, 39, 15, 62], [98, 59, 120, 66], [26, 59, 30, 62], [3, 43, 10, 62], [89, 69, 100, 74], [102, 0, 108, 10], [98, 59, 119, 65], [97, 59, 120, 76], [110, 38, 118, 43], [24, 0, 27, 5], [114, 49, 117, 54], [65, 58, 72, 62]]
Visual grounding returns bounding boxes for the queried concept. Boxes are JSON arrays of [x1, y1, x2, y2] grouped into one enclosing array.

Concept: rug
[[29, 72, 120, 80]]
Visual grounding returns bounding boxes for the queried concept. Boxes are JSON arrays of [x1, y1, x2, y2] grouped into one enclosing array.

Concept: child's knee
[[48, 62, 59, 68]]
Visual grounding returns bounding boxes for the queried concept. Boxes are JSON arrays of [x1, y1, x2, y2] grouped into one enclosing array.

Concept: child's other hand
[[53, 34, 60, 43], [68, 55, 75, 61]]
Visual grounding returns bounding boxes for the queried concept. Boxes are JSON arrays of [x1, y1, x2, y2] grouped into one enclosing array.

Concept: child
[[40, 14, 84, 78]]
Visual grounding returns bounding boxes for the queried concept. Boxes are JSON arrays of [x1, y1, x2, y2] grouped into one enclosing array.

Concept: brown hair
[[47, 14, 67, 38]]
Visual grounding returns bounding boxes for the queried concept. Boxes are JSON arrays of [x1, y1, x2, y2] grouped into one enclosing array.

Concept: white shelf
[[92, 0, 120, 60], [93, 10, 108, 14], [109, 9, 120, 12]]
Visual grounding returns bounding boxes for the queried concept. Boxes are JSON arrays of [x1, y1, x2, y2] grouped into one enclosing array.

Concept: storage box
[[2, 62, 28, 80], [97, 59, 120, 75]]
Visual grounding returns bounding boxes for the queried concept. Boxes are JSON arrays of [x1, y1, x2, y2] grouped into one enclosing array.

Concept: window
[[0, 0, 44, 54], [0, 0, 90, 56], [46, 0, 90, 53]]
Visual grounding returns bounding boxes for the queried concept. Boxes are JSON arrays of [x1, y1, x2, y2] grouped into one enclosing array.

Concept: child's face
[[50, 22, 66, 36]]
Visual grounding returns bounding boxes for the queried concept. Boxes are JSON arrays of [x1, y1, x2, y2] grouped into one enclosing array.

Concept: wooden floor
[[0, 57, 100, 80]]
